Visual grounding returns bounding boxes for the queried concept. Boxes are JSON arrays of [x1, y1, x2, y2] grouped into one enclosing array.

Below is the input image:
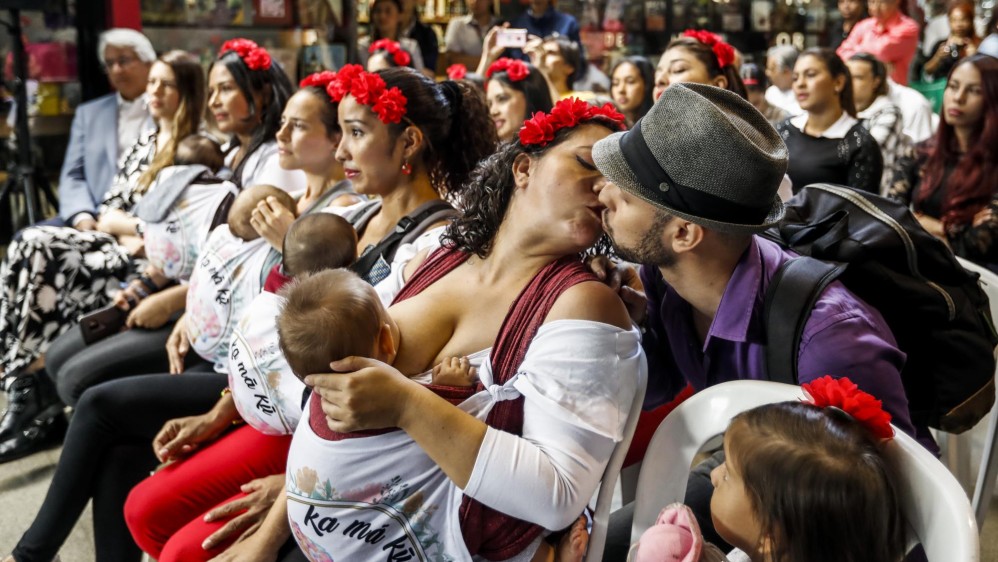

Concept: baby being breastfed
[[277, 269, 478, 439]]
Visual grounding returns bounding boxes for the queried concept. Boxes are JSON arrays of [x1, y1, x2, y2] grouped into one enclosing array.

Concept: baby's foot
[[556, 515, 589, 562]]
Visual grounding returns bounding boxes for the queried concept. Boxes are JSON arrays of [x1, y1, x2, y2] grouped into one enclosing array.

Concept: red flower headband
[[447, 64, 468, 80], [519, 97, 626, 147], [486, 58, 530, 82], [801, 376, 895, 440], [327, 64, 407, 125], [219, 38, 272, 71], [682, 29, 735, 69], [299, 70, 337, 89], [369, 39, 412, 67]]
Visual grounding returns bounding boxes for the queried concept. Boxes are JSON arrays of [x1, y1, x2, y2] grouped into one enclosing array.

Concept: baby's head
[[227, 184, 297, 241], [713, 395, 906, 562], [277, 269, 398, 381], [174, 134, 225, 173], [282, 213, 358, 277]]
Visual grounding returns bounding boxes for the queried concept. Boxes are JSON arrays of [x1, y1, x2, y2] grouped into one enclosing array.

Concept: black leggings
[[45, 316, 190, 407], [12, 370, 225, 562]]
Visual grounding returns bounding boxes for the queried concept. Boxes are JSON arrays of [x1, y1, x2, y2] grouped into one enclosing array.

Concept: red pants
[[124, 425, 292, 561]]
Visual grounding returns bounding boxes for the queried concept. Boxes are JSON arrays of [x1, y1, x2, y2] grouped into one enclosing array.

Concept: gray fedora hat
[[593, 82, 788, 234]]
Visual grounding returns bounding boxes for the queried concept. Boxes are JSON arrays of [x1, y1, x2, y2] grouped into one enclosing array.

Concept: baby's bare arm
[[431, 356, 477, 387]]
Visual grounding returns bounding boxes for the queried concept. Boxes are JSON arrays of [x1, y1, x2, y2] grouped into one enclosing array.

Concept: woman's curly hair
[[442, 117, 621, 258]]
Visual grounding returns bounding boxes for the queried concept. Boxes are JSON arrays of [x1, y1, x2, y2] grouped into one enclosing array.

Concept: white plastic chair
[[630, 380, 979, 561], [953, 256, 998, 530], [584, 357, 648, 562]]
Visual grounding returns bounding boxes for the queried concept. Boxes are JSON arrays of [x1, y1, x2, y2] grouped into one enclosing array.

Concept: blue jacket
[[57, 94, 121, 222]]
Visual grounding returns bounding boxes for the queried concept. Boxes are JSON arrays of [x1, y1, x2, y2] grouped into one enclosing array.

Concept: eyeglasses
[[101, 56, 139, 71]]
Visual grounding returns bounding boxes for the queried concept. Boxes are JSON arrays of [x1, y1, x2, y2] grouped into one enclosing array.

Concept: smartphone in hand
[[496, 28, 528, 49], [80, 304, 128, 345]]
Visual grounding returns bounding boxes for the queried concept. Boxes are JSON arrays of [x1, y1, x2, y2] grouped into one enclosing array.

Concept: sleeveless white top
[[186, 225, 274, 371], [228, 290, 306, 435], [144, 179, 238, 283]]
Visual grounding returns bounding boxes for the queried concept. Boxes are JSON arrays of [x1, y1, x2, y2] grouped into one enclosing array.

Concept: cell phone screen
[[496, 28, 528, 49]]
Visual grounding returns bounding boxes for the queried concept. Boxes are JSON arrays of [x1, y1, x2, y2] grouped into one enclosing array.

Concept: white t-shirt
[[226, 140, 307, 192], [285, 320, 643, 559]]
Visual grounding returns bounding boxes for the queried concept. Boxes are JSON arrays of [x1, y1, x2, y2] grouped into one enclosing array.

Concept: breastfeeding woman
[[44, 39, 306, 407]]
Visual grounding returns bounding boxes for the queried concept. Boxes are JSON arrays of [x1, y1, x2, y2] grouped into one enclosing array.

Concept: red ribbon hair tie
[[801, 376, 895, 440], [326, 64, 408, 125], [681, 29, 735, 69], [486, 58, 530, 82], [219, 38, 272, 71], [369, 39, 412, 67], [518, 97, 626, 147]]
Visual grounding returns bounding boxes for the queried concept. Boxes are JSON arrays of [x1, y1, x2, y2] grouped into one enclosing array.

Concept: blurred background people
[[848, 52, 908, 194], [776, 48, 883, 194], [742, 62, 790, 123], [765, 44, 802, 115], [837, 0, 919, 85], [610, 56, 654, 126]]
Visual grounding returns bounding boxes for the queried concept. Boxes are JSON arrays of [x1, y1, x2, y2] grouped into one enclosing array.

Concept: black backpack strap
[[350, 199, 455, 278], [763, 256, 847, 384]]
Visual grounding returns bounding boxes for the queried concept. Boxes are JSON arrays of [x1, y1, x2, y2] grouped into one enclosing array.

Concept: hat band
[[619, 124, 773, 225]]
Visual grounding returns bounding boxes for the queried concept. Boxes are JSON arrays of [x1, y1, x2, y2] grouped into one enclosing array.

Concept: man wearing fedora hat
[[591, 83, 916, 552]]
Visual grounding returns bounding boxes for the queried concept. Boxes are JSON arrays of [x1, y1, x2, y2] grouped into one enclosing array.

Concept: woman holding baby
[[217, 100, 644, 561], [3, 66, 497, 562]]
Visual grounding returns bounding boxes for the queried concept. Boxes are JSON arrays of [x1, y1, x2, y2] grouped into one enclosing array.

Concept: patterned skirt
[[0, 225, 134, 381]]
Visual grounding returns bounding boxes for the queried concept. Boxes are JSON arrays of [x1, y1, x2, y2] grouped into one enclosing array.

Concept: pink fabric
[[633, 503, 705, 562], [836, 13, 919, 85]]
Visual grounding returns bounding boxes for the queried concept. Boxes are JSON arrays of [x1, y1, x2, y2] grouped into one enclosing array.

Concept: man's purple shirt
[[639, 236, 922, 443]]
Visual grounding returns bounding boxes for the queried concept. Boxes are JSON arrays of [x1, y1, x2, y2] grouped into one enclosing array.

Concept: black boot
[[0, 370, 66, 462]]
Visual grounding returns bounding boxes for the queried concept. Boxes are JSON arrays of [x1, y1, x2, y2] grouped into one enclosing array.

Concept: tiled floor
[[1, 401, 998, 561]]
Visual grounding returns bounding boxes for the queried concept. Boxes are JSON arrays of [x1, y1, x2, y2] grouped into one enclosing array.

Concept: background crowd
[[0, 0, 996, 560]]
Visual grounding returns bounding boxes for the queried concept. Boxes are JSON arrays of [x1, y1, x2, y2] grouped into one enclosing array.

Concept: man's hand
[[587, 256, 648, 326]]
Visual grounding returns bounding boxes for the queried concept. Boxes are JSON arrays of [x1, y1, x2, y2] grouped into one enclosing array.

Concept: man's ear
[[511, 152, 532, 189], [671, 220, 705, 255]]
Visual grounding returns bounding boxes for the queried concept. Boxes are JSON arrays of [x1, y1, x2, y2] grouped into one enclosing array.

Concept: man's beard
[[605, 212, 676, 267]]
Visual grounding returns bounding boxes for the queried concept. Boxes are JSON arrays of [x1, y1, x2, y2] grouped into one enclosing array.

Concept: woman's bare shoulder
[[546, 280, 632, 330]]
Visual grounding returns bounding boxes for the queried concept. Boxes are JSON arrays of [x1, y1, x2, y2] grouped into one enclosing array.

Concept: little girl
[[632, 376, 907, 562]]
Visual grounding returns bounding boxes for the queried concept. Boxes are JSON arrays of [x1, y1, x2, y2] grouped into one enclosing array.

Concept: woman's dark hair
[[849, 52, 889, 97], [137, 50, 206, 193], [489, 62, 554, 117], [800, 47, 856, 117], [739, 62, 768, 92], [727, 401, 906, 562], [370, 0, 404, 41], [298, 86, 341, 138], [917, 54, 998, 228], [379, 67, 497, 198], [442, 115, 622, 258], [665, 36, 748, 100], [544, 34, 583, 88], [209, 49, 294, 184], [610, 56, 655, 120]]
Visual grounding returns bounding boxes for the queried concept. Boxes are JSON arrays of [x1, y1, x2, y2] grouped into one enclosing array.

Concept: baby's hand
[[431, 356, 477, 387]]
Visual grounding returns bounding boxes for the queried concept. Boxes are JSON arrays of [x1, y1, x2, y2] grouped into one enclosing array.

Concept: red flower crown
[[219, 38, 272, 71], [326, 64, 407, 125], [369, 39, 412, 67], [801, 376, 895, 440], [447, 63, 468, 80], [519, 98, 626, 147], [486, 58, 530, 82], [682, 29, 735, 69], [299, 70, 338, 89]]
